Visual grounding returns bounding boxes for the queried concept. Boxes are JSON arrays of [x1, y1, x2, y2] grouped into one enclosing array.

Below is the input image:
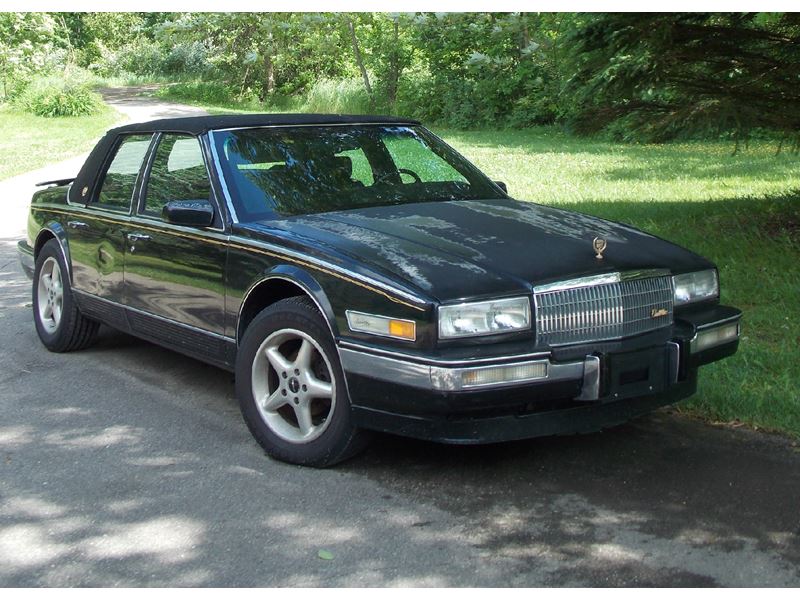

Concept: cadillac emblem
[[592, 237, 607, 259], [81, 186, 89, 197], [651, 308, 669, 318]]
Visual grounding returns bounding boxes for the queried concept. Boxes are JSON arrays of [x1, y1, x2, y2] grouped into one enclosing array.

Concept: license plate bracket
[[604, 346, 668, 401]]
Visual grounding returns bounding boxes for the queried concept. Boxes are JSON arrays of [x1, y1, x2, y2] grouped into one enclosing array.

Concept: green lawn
[[0, 104, 122, 180]]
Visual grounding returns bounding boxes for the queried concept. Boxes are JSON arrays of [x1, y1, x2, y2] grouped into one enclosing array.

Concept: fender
[[237, 264, 340, 345], [35, 222, 72, 281]]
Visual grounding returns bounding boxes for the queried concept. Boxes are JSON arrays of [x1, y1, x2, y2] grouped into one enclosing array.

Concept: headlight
[[438, 297, 531, 339], [672, 269, 719, 306]]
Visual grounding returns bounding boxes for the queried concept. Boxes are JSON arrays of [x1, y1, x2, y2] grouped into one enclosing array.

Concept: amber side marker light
[[346, 310, 417, 341]]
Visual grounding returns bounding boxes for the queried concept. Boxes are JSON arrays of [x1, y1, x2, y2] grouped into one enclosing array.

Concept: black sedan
[[18, 114, 742, 466]]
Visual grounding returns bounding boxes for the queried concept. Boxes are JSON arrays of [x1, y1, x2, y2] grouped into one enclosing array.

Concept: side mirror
[[162, 200, 215, 227], [493, 181, 508, 194]]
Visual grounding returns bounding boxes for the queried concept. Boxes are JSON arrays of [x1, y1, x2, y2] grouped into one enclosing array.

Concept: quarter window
[[96, 134, 152, 211], [143, 134, 212, 218]]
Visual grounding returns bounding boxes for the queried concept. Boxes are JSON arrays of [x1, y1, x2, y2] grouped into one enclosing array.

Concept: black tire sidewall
[[235, 298, 360, 467]]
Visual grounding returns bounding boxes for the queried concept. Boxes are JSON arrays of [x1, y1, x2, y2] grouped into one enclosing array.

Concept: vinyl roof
[[109, 113, 421, 136]]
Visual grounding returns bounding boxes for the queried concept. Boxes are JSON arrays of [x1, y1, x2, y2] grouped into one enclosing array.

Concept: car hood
[[243, 198, 713, 303]]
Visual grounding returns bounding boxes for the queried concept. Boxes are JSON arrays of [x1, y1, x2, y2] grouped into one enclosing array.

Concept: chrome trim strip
[[73, 289, 234, 341], [236, 274, 336, 345], [210, 122, 419, 134], [128, 215, 228, 238], [341, 349, 432, 390], [37, 226, 72, 280], [667, 341, 680, 384], [575, 355, 601, 401], [337, 339, 551, 367], [229, 235, 429, 307], [533, 269, 671, 294], [339, 347, 585, 392], [345, 310, 417, 342], [31, 204, 428, 311], [694, 313, 741, 331], [207, 130, 240, 224]]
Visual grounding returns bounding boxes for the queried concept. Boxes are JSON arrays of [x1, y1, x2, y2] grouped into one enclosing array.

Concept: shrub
[[156, 81, 241, 106], [14, 76, 103, 117], [301, 78, 373, 115]]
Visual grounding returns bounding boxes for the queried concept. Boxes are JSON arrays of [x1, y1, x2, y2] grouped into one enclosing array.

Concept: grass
[[0, 103, 122, 180]]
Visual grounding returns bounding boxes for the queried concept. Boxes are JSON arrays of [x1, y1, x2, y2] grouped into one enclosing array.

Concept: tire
[[32, 239, 99, 352], [235, 296, 370, 467]]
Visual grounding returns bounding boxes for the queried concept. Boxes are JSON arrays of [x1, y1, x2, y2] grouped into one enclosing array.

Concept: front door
[[123, 133, 227, 336]]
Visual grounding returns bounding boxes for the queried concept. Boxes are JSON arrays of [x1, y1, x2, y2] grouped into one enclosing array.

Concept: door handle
[[67, 220, 89, 230], [127, 233, 151, 242]]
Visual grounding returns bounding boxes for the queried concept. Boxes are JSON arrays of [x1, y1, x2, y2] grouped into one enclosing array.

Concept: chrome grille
[[534, 274, 674, 346]]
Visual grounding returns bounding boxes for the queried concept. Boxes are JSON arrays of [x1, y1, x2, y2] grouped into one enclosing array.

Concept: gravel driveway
[[1, 90, 798, 586]]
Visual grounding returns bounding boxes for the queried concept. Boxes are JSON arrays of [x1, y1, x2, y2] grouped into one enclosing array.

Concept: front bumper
[[340, 304, 741, 443], [17, 240, 34, 279]]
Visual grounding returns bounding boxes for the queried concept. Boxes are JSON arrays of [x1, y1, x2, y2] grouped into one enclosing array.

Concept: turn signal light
[[346, 310, 417, 341]]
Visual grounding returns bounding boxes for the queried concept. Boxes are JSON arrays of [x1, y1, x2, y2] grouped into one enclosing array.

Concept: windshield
[[212, 125, 500, 220]]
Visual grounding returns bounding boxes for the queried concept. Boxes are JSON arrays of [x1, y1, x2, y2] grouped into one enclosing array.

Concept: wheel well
[[238, 278, 312, 343], [34, 230, 56, 258]]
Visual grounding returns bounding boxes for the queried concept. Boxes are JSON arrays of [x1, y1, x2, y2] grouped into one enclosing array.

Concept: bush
[[156, 81, 242, 106], [14, 76, 103, 117], [301, 78, 373, 114]]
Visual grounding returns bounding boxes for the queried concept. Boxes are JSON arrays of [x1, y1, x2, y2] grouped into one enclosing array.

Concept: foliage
[[3, 11, 800, 137], [565, 13, 800, 143], [0, 13, 62, 100], [13, 74, 103, 117], [157, 81, 254, 107], [301, 78, 372, 114]]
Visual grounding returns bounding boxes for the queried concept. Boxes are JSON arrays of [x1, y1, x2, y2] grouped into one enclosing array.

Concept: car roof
[[109, 113, 421, 136]]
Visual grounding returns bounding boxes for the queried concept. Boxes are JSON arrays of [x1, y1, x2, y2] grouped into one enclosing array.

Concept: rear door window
[[95, 134, 153, 212]]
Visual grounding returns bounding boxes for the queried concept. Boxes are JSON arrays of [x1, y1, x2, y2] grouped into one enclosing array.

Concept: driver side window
[[142, 134, 211, 218]]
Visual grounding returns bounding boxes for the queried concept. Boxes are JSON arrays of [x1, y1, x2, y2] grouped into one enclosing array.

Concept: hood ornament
[[592, 237, 607, 260]]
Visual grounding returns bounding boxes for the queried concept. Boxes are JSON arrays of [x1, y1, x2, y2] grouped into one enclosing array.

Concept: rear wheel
[[235, 296, 369, 467], [33, 239, 99, 352]]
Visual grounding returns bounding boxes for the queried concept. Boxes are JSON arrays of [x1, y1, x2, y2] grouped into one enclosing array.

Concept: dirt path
[[0, 86, 207, 239]]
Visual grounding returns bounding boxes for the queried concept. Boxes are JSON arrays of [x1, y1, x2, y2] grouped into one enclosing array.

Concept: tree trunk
[[387, 20, 400, 107], [264, 53, 275, 95], [346, 16, 375, 110]]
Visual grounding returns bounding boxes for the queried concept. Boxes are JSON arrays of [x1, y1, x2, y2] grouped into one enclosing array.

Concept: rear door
[[68, 134, 153, 302], [123, 132, 228, 336]]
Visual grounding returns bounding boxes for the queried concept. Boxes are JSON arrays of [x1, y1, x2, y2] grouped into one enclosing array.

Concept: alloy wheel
[[250, 328, 336, 443]]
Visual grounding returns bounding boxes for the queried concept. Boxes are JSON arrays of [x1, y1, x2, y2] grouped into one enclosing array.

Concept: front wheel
[[235, 296, 369, 467]]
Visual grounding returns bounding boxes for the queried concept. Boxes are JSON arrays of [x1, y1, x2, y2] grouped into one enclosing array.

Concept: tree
[[566, 13, 800, 147], [0, 13, 58, 99]]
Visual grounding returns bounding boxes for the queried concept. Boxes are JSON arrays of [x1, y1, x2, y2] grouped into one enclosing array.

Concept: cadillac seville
[[18, 114, 742, 466]]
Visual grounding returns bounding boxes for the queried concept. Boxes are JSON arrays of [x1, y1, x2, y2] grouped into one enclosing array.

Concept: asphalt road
[[1, 90, 799, 587]]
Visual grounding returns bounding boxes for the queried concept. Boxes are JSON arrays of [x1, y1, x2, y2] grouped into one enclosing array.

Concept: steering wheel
[[374, 168, 422, 185]]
